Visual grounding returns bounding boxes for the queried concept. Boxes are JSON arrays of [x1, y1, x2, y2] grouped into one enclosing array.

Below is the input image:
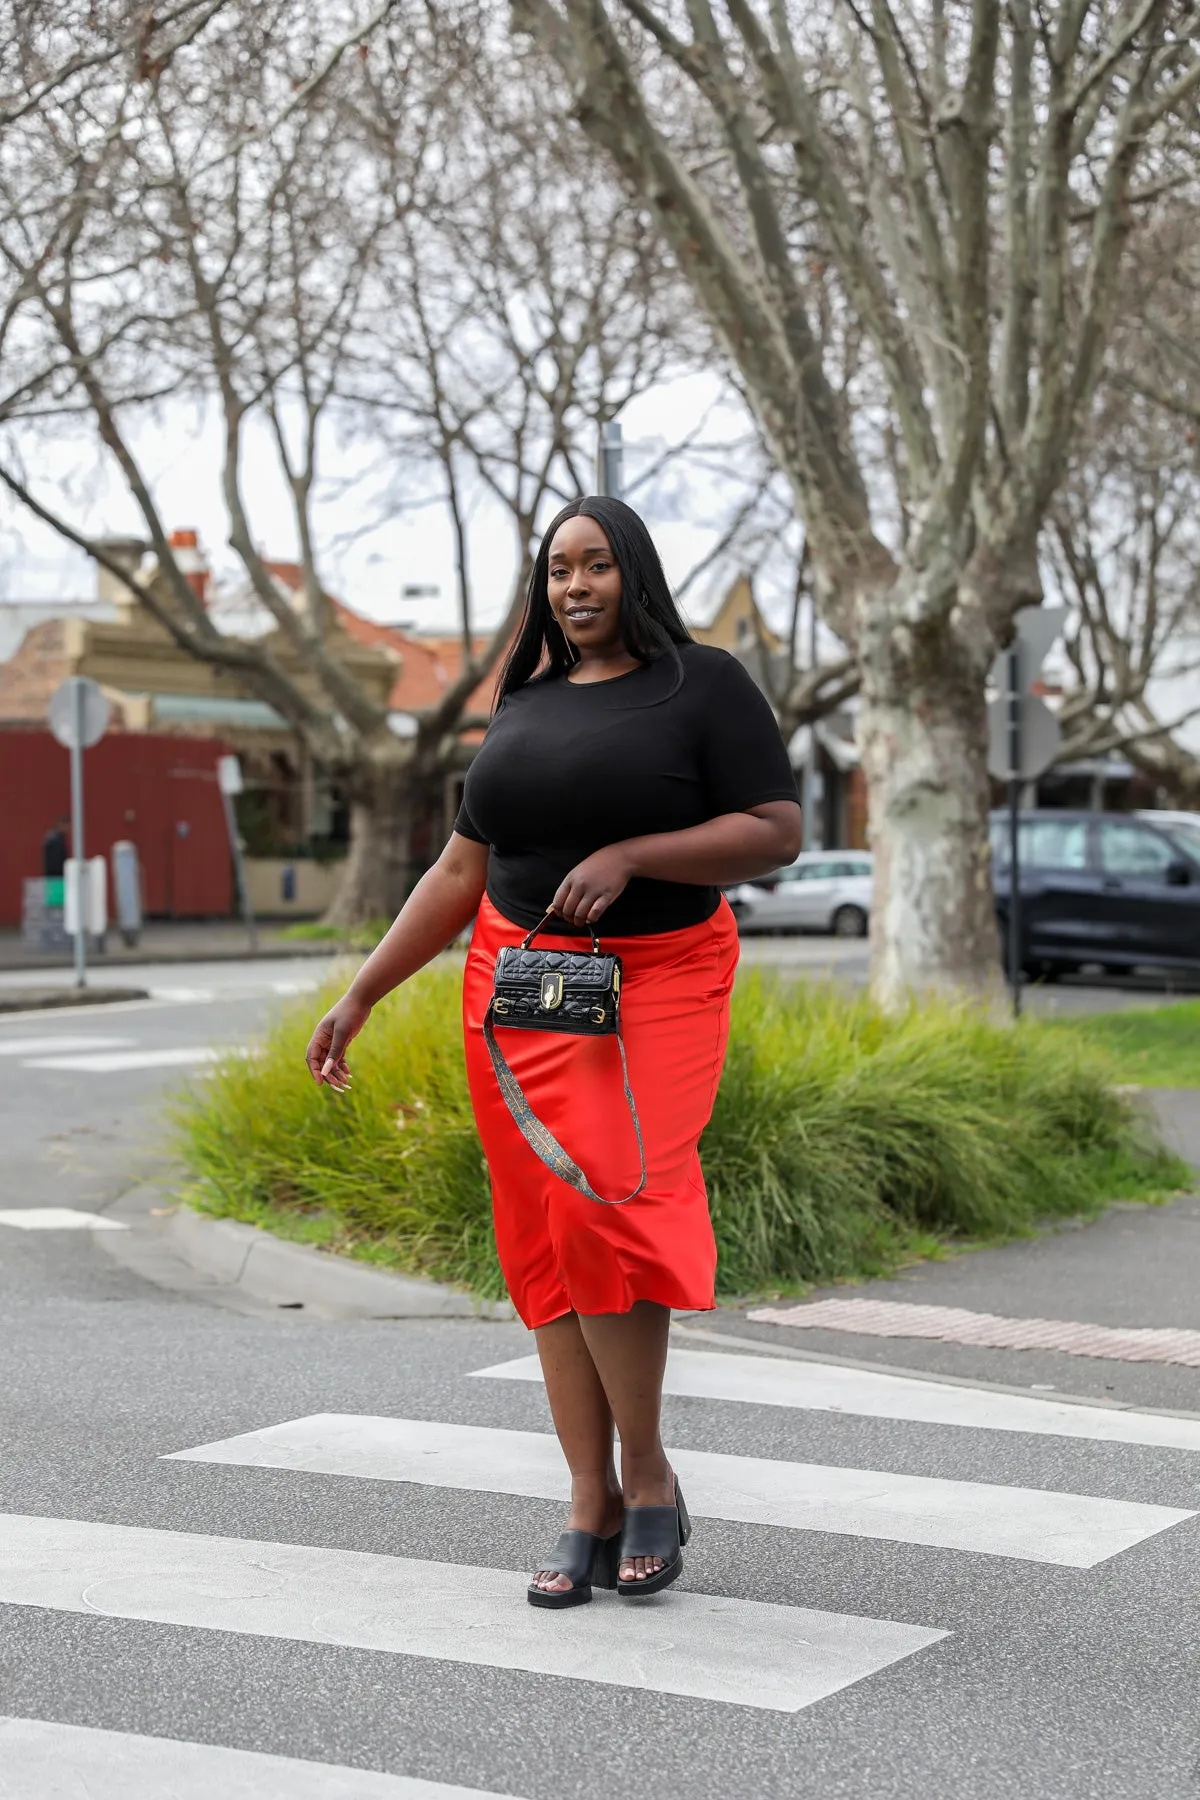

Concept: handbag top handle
[[522, 909, 602, 956]]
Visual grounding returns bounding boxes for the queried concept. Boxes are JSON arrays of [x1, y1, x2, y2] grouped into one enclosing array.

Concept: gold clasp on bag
[[539, 973, 564, 1011], [494, 998, 510, 1016]]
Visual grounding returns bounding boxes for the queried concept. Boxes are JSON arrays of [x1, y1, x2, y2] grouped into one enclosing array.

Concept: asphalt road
[[2, 955, 1200, 1799]]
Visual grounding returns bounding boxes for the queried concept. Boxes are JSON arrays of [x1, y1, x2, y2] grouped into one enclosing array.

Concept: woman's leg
[[577, 1300, 674, 1583], [530, 1311, 624, 1595]]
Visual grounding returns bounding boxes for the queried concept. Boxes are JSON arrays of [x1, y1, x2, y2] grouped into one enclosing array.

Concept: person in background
[[42, 816, 70, 880]]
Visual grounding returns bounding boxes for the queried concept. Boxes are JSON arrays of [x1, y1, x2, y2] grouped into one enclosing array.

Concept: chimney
[[168, 528, 209, 605], [93, 536, 149, 607]]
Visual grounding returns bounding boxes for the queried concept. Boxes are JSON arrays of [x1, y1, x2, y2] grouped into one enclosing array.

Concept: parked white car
[[725, 851, 874, 937]]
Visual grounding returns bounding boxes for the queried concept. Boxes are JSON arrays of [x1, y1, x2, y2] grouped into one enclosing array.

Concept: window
[[833, 860, 871, 878], [1098, 822, 1177, 879], [1164, 821, 1200, 858], [992, 818, 1088, 871], [1023, 819, 1089, 870], [794, 860, 839, 881]]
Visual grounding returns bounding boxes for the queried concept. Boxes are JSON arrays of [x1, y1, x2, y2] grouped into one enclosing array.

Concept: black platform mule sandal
[[527, 1528, 622, 1610], [616, 1476, 691, 1598]]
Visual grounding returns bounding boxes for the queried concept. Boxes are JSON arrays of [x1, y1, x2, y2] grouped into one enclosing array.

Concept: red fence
[[0, 730, 233, 926]]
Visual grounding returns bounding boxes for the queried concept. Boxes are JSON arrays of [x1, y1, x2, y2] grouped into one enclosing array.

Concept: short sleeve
[[697, 652, 800, 815], [452, 798, 488, 844]]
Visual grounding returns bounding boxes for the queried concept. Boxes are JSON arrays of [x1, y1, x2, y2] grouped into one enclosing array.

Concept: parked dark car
[[989, 810, 1200, 979]]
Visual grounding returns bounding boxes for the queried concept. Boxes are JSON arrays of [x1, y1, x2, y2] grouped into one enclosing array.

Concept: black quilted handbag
[[483, 910, 646, 1206]]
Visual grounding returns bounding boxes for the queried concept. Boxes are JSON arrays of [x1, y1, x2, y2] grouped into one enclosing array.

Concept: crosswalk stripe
[[0, 1715, 525, 1800], [0, 1035, 134, 1058], [166, 1414, 1193, 1567], [472, 1348, 1200, 1454], [0, 1513, 944, 1713], [23, 1046, 227, 1073]]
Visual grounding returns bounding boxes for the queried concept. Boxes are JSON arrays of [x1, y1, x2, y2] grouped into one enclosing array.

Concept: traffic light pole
[[1007, 646, 1022, 1019]]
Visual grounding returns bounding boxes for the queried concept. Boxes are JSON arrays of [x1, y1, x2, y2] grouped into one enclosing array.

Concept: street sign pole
[[986, 607, 1067, 1019], [1006, 647, 1022, 1019], [69, 679, 87, 989], [49, 674, 111, 989]]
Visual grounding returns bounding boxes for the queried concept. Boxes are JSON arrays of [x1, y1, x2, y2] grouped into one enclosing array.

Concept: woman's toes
[[619, 1555, 667, 1582]]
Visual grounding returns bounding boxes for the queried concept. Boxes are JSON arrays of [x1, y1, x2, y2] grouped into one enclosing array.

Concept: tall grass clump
[[174, 967, 505, 1297], [174, 967, 1187, 1302], [704, 976, 1184, 1295]]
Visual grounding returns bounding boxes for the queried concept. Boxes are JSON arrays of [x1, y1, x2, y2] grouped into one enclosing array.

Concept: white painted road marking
[[0, 1715, 526, 1800], [0, 1513, 945, 1713], [473, 1348, 1200, 1454], [0, 1035, 135, 1058], [167, 1414, 1193, 1568], [0, 1208, 129, 1231], [23, 1046, 230, 1073]]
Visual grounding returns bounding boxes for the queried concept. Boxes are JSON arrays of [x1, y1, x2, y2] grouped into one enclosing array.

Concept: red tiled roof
[[261, 562, 506, 719], [333, 607, 501, 715]]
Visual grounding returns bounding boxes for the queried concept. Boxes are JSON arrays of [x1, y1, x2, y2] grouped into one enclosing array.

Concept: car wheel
[[832, 904, 868, 939]]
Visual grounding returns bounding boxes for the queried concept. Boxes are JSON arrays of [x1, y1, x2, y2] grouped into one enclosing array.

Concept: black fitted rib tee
[[453, 641, 799, 936]]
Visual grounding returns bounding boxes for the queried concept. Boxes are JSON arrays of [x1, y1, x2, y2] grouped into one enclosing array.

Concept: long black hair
[[494, 496, 694, 709]]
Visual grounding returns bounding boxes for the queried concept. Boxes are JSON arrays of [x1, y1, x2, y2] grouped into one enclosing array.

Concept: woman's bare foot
[[530, 1474, 623, 1596], [618, 1451, 676, 1584]]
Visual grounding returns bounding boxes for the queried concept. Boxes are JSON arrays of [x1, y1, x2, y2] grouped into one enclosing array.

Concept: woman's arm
[[551, 801, 802, 927], [305, 832, 489, 1087]]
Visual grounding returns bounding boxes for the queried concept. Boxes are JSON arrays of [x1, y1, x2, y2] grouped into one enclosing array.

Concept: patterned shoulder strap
[[482, 1004, 647, 1206]]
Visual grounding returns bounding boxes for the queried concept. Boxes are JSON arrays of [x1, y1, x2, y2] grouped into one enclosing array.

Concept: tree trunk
[[859, 619, 999, 1010], [323, 755, 420, 928]]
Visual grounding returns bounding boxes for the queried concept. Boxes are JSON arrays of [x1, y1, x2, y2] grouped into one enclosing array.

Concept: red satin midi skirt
[[462, 892, 741, 1328]]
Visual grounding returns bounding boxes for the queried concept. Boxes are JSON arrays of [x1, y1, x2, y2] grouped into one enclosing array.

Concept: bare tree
[[517, 0, 1200, 1003], [1046, 400, 1200, 794], [0, 1, 696, 920]]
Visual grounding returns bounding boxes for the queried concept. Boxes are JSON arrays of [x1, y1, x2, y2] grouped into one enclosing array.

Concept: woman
[[306, 497, 801, 1607]]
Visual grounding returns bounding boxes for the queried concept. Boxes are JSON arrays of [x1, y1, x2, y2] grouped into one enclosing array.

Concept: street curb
[[0, 985, 150, 1012], [164, 1203, 515, 1321], [0, 941, 347, 975]]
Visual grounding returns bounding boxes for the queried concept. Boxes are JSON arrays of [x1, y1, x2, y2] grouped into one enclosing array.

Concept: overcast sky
[[6, 363, 1199, 761], [0, 369, 789, 637]]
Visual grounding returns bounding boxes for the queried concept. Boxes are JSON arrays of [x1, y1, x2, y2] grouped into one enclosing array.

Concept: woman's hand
[[305, 991, 373, 1091], [552, 846, 635, 926]]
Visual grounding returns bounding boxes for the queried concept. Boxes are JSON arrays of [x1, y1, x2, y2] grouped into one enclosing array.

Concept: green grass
[[172, 970, 1190, 1304], [1046, 1000, 1200, 1089]]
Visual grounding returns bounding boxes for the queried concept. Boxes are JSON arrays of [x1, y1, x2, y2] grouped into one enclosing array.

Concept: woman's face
[[546, 515, 624, 655]]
